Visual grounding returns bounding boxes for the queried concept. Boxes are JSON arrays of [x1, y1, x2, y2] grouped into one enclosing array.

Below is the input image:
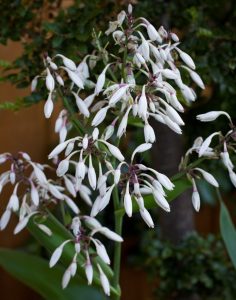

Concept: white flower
[[62, 269, 71, 289], [56, 159, 69, 177], [99, 184, 115, 212], [0, 210, 11, 230], [198, 132, 220, 157], [88, 156, 97, 190], [138, 85, 148, 120], [44, 93, 54, 119], [8, 187, 19, 212], [56, 54, 77, 71], [92, 106, 109, 127], [14, 216, 30, 234], [176, 48, 196, 70], [109, 85, 130, 106], [161, 69, 178, 80], [138, 32, 150, 61], [146, 23, 162, 42], [84, 93, 96, 108], [95, 65, 111, 94], [124, 181, 132, 217], [189, 70, 205, 89], [31, 76, 38, 92], [194, 168, 219, 187], [64, 196, 79, 214], [72, 92, 90, 118], [139, 208, 154, 228], [131, 143, 152, 162], [85, 261, 93, 285], [100, 140, 124, 162], [97, 264, 110, 296], [95, 227, 123, 242], [192, 179, 200, 212], [45, 68, 55, 92], [144, 122, 156, 143], [56, 73, 64, 86], [48, 139, 75, 159], [92, 239, 110, 264], [31, 182, 39, 206], [220, 150, 234, 170], [117, 107, 132, 138], [49, 240, 71, 268], [197, 111, 231, 123], [62, 67, 84, 89], [153, 189, 170, 212]]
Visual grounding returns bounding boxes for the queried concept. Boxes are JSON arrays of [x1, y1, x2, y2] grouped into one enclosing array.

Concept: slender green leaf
[[0, 248, 103, 300], [220, 200, 236, 268]]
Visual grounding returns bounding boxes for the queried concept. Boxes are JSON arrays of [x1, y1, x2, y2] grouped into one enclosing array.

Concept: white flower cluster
[[182, 111, 236, 211], [0, 152, 71, 234], [32, 5, 204, 143], [0, 4, 213, 295], [50, 216, 123, 294]]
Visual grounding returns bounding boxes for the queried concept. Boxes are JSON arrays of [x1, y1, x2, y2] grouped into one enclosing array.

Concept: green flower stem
[[112, 185, 123, 300]]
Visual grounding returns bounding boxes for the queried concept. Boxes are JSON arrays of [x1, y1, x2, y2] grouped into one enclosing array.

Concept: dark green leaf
[[0, 248, 103, 300], [220, 200, 236, 268]]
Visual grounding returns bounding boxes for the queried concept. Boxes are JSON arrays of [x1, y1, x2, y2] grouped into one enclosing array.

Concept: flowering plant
[[1, 4, 236, 299]]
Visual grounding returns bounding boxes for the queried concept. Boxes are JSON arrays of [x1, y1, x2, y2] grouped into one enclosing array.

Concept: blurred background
[[0, 0, 236, 299]]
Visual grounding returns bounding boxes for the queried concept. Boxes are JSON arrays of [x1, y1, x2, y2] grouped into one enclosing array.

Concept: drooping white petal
[[85, 263, 93, 285], [14, 217, 30, 234], [97, 264, 110, 296], [97, 227, 123, 242], [131, 143, 152, 162], [109, 85, 129, 106], [139, 208, 154, 228], [95, 65, 111, 95], [124, 182, 132, 217], [92, 106, 109, 127], [62, 67, 84, 89], [88, 156, 97, 190], [46, 68, 55, 92], [153, 190, 170, 212], [198, 132, 220, 157], [72, 92, 90, 118], [93, 239, 110, 265], [56, 54, 77, 71], [101, 141, 124, 162], [144, 123, 156, 143], [31, 182, 39, 206], [64, 196, 79, 214], [196, 111, 231, 123], [62, 269, 71, 289], [177, 48, 196, 70], [138, 85, 148, 120], [0, 210, 11, 230], [56, 159, 69, 177], [49, 246, 63, 268], [117, 107, 132, 138], [194, 168, 219, 187], [48, 140, 72, 159]]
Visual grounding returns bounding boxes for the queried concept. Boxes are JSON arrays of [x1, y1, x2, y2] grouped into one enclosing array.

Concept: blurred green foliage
[[0, 0, 121, 108], [140, 232, 236, 300]]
